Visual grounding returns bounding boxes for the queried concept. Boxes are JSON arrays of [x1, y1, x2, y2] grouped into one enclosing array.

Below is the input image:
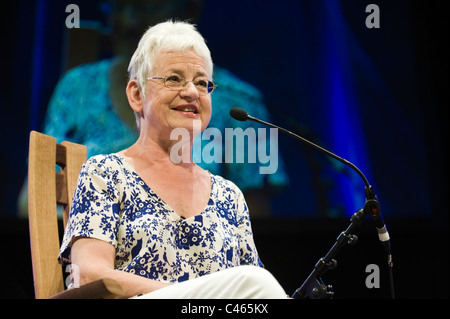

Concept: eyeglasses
[[146, 74, 218, 94]]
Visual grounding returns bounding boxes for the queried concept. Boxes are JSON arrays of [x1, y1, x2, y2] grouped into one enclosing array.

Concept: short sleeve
[[58, 155, 121, 265]]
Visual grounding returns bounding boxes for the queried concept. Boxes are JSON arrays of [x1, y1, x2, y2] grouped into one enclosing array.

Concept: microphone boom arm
[[246, 115, 372, 191]]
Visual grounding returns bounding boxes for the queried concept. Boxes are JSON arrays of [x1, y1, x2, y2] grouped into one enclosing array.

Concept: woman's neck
[[121, 131, 196, 170]]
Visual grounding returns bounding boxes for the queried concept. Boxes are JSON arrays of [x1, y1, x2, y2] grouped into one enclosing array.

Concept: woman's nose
[[179, 81, 200, 100]]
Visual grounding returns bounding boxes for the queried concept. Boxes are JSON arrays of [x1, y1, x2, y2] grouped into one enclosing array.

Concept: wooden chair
[[27, 131, 123, 299]]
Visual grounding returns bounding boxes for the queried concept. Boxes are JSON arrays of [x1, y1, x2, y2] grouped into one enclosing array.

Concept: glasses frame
[[146, 76, 218, 94]]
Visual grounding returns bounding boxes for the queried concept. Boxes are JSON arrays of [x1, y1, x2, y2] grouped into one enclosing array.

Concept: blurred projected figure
[[18, 0, 288, 218]]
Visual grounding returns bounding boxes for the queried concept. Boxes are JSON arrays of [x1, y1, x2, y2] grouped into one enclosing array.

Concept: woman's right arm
[[71, 237, 171, 298]]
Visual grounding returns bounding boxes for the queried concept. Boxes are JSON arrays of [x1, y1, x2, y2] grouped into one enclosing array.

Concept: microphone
[[230, 107, 391, 256], [229, 107, 249, 121]]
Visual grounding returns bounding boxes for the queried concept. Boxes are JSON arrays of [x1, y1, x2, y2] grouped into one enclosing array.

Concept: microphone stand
[[230, 109, 394, 299], [291, 205, 368, 299]]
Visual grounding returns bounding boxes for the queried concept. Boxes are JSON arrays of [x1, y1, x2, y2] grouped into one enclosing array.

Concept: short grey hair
[[127, 20, 213, 131], [128, 20, 213, 100]]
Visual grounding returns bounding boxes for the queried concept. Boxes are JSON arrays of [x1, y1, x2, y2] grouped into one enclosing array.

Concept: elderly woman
[[58, 20, 287, 299]]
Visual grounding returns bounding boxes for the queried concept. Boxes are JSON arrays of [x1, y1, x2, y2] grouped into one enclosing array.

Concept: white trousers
[[133, 265, 288, 299]]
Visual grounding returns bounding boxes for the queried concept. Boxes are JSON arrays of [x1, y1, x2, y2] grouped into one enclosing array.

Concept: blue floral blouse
[[44, 60, 288, 192], [58, 154, 263, 283]]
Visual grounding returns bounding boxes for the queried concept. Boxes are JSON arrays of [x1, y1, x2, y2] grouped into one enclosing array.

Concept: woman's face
[[141, 49, 212, 139]]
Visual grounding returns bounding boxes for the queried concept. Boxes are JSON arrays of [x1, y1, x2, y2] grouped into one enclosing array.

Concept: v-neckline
[[114, 154, 214, 221]]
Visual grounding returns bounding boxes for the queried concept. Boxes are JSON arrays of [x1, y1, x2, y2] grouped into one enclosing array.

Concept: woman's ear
[[126, 79, 144, 113]]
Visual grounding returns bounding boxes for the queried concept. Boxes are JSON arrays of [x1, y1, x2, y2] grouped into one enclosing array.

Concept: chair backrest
[[28, 131, 87, 299]]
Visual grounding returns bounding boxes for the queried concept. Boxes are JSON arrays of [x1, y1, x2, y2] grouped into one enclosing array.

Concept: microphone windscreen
[[229, 108, 249, 121]]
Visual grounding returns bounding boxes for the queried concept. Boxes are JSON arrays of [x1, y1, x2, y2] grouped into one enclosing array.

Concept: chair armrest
[[49, 278, 124, 299]]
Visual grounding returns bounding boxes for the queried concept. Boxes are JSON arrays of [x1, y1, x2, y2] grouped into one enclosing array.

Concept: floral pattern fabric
[[58, 154, 263, 284]]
